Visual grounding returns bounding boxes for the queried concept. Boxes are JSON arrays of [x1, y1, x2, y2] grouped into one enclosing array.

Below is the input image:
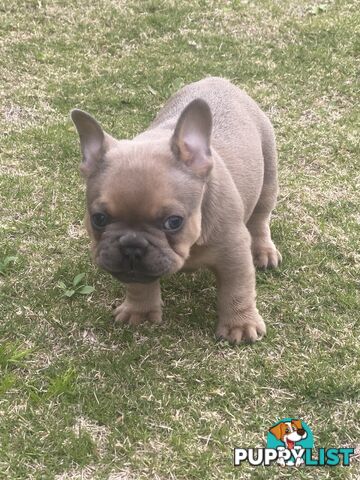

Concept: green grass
[[1, 0, 359, 478]]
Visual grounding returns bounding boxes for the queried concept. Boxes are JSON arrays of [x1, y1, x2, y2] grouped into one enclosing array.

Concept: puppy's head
[[71, 99, 212, 283], [269, 419, 307, 445]]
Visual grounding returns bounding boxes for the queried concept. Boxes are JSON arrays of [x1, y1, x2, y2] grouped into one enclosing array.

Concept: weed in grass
[[0, 256, 17, 275], [0, 342, 31, 369], [58, 272, 95, 298]]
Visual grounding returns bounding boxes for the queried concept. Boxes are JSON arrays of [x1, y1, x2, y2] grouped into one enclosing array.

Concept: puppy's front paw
[[216, 309, 266, 344], [252, 242, 282, 270], [113, 302, 162, 326]]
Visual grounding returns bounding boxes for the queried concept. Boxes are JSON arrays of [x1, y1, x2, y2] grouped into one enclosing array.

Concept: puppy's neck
[[198, 153, 244, 245]]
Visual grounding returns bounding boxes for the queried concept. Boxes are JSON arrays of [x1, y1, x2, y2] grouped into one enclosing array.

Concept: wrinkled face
[[86, 142, 205, 283], [72, 98, 213, 284]]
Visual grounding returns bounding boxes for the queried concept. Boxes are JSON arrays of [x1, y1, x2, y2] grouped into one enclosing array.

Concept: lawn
[[0, 0, 359, 478]]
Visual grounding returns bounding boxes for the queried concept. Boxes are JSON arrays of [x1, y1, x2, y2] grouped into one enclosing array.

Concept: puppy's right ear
[[71, 109, 105, 177]]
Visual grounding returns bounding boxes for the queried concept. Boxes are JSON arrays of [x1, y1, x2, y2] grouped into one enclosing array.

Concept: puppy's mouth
[[111, 270, 160, 284], [99, 258, 167, 283], [95, 236, 180, 283], [98, 258, 166, 283], [285, 439, 295, 450]]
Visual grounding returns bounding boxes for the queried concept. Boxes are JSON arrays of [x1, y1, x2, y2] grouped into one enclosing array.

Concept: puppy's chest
[[181, 244, 216, 272]]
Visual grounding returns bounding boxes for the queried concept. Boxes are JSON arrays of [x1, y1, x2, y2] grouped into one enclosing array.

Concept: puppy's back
[[150, 77, 271, 140], [149, 77, 275, 220]]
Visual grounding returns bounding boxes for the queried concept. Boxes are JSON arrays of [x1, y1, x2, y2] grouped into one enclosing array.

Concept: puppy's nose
[[119, 234, 149, 264], [297, 428, 305, 436]]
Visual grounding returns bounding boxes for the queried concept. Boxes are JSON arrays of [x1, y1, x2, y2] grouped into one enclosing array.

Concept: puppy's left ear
[[269, 423, 283, 440], [171, 98, 213, 177], [71, 109, 107, 177]]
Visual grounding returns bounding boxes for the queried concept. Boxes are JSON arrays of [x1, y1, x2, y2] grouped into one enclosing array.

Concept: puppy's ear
[[269, 423, 284, 440], [171, 98, 213, 177], [71, 109, 106, 177], [292, 419, 302, 430]]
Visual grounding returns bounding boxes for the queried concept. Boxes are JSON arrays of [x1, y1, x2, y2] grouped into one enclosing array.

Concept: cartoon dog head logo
[[269, 419, 307, 450], [267, 418, 314, 466]]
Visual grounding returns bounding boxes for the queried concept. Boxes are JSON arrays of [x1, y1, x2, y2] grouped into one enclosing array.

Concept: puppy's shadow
[[80, 270, 216, 346], [161, 270, 217, 338]]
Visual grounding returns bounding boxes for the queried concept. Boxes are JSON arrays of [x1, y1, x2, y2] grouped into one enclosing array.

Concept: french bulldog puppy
[[71, 77, 281, 344]]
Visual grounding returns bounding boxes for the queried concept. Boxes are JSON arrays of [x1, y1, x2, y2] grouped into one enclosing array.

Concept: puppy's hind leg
[[247, 126, 281, 269]]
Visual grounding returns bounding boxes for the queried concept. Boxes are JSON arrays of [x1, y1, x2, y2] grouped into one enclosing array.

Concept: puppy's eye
[[91, 212, 109, 229], [163, 215, 183, 232]]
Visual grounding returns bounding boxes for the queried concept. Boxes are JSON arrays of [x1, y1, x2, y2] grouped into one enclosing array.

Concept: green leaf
[[3, 256, 17, 267], [0, 256, 17, 274], [73, 272, 85, 286], [64, 289, 75, 297], [58, 281, 67, 290], [77, 285, 95, 295]]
